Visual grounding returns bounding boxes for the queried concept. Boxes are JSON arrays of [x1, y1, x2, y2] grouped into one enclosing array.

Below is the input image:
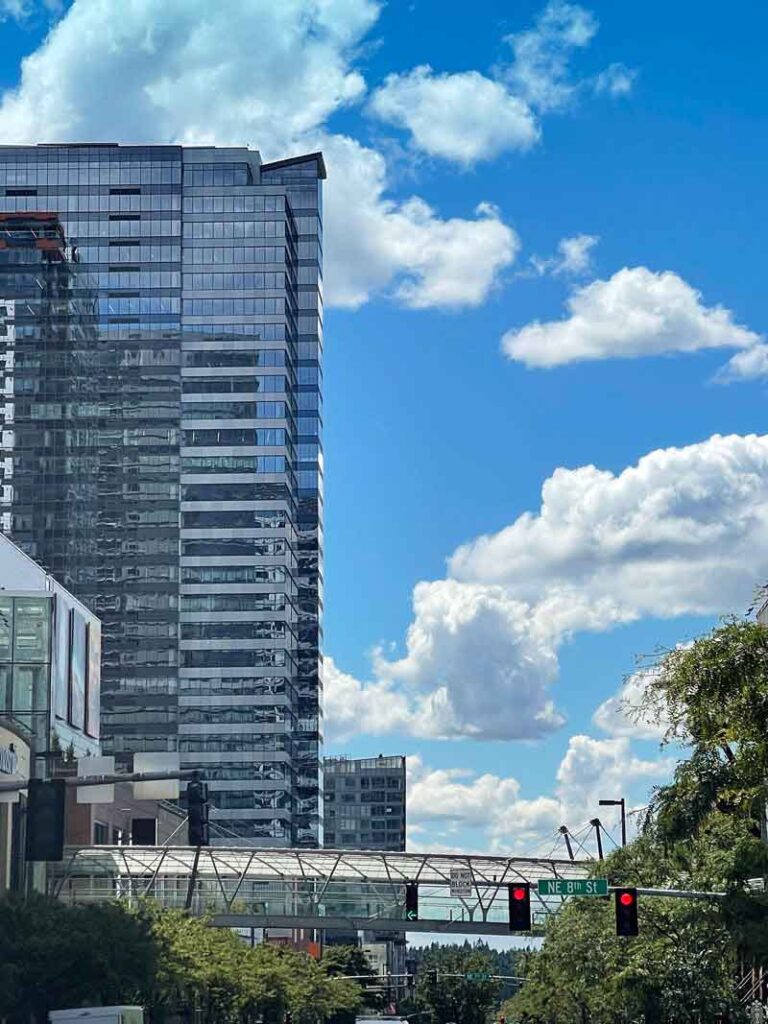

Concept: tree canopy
[[507, 617, 768, 1024], [0, 896, 362, 1024]]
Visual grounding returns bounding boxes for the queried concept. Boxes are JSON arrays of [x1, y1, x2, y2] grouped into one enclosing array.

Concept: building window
[[93, 822, 109, 845]]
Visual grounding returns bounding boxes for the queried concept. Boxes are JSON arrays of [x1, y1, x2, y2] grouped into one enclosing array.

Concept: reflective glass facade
[[323, 756, 406, 852], [0, 144, 324, 846]]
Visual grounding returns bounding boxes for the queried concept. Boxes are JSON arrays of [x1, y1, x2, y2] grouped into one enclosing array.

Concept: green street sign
[[537, 878, 608, 897], [466, 972, 490, 981]]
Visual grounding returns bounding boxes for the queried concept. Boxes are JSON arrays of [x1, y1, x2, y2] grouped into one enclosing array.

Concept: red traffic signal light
[[614, 887, 638, 936], [508, 882, 531, 932]]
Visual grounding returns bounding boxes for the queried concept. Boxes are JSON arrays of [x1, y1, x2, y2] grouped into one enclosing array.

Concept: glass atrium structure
[[0, 144, 324, 845]]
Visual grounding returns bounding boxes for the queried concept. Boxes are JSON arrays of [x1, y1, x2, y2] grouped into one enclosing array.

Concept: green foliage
[[507, 616, 768, 1024], [507, 891, 737, 1024], [642, 619, 768, 842], [321, 945, 382, 1019], [0, 896, 363, 1024], [0, 894, 156, 1023], [413, 944, 503, 1024]]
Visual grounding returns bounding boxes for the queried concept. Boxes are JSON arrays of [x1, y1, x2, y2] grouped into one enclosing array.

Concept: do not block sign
[[450, 868, 473, 897]]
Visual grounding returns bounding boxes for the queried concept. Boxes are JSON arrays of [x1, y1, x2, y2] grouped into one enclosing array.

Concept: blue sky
[[2, 0, 768, 859]]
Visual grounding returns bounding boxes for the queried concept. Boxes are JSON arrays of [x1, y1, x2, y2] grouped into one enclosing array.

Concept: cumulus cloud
[[0, 0, 518, 310], [502, 267, 760, 368], [719, 344, 768, 382], [329, 433, 768, 741], [406, 736, 670, 853], [318, 135, 520, 308], [592, 667, 671, 741], [530, 233, 599, 277], [369, 2, 632, 167], [369, 67, 539, 165], [450, 432, 768, 616]]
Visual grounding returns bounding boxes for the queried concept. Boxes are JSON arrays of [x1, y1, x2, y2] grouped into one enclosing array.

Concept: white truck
[[50, 1007, 144, 1024]]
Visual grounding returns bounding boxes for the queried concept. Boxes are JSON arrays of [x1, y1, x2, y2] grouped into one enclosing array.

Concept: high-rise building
[[323, 755, 406, 852], [0, 144, 324, 846]]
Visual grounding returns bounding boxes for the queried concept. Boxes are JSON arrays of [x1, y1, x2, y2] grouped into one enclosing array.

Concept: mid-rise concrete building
[[323, 755, 406, 852]]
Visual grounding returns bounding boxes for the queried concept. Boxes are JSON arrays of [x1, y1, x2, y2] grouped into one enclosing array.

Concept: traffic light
[[25, 778, 66, 862], [405, 882, 419, 921], [614, 887, 639, 936], [426, 969, 438, 986], [186, 778, 209, 847], [508, 882, 532, 932]]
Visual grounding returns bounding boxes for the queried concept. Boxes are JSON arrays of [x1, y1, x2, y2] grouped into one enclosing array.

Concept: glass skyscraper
[[0, 144, 324, 846]]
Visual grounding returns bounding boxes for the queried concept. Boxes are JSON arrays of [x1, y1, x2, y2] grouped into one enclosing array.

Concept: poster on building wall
[[85, 622, 100, 739], [53, 595, 70, 722], [68, 609, 86, 731]]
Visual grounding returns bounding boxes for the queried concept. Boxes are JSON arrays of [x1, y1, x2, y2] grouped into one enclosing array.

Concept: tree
[[414, 945, 502, 1024], [322, 945, 382, 1018], [639, 618, 768, 843], [507, 616, 768, 1024], [0, 895, 157, 1023], [0, 897, 365, 1024], [506, 836, 739, 1024]]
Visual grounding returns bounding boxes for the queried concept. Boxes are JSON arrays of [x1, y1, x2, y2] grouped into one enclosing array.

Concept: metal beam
[[0, 769, 197, 794], [210, 913, 528, 936]]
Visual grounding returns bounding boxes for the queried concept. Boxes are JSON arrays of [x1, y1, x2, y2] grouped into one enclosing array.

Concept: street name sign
[[450, 867, 473, 897], [537, 878, 608, 897]]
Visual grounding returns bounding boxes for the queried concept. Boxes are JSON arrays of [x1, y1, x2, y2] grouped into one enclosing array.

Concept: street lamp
[[599, 797, 627, 847]]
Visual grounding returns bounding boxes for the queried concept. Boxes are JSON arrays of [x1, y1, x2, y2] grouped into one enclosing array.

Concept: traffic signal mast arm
[[609, 885, 726, 900], [0, 768, 200, 794]]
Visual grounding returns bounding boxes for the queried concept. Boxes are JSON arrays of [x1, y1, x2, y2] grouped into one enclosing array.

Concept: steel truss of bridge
[[50, 846, 591, 936]]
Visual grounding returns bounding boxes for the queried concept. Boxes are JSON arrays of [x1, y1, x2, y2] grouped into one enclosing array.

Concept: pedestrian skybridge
[[50, 846, 592, 935]]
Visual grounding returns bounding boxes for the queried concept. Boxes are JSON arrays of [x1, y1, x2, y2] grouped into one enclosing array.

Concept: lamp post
[[598, 797, 627, 847], [589, 818, 604, 861]]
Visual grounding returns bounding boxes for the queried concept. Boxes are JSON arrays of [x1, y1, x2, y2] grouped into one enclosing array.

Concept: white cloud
[[318, 134, 520, 309], [530, 232, 599, 277], [0, 0, 518, 310], [0, 0, 377, 150], [330, 432, 768, 741], [406, 736, 670, 853], [719, 344, 768, 381], [369, 66, 539, 165], [501, 0, 598, 112], [594, 62, 637, 97], [592, 666, 670, 741], [502, 267, 760, 368], [368, 2, 633, 167], [0, 0, 29, 19], [376, 580, 564, 740], [0, 0, 58, 21], [450, 431, 768, 617]]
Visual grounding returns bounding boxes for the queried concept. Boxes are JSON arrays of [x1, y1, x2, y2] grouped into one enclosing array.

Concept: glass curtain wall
[[0, 145, 324, 846]]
